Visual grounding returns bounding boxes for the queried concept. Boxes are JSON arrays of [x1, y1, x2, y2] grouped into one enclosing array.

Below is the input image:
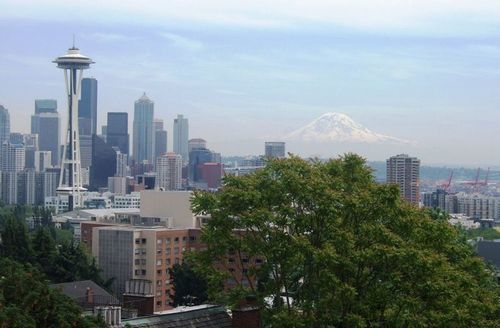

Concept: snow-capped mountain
[[285, 113, 407, 143]]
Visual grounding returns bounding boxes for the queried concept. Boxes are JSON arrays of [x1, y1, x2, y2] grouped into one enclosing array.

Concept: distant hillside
[[222, 156, 500, 183], [368, 161, 500, 183]]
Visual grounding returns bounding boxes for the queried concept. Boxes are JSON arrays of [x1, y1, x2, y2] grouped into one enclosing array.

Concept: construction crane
[[438, 170, 453, 192], [462, 168, 490, 192]]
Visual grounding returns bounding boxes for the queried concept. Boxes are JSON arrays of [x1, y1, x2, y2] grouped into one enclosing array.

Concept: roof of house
[[50, 280, 119, 307], [123, 305, 232, 328]]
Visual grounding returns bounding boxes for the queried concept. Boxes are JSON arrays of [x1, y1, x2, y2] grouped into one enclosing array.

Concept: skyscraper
[[265, 142, 285, 159], [53, 45, 94, 210], [34, 151, 52, 172], [79, 77, 98, 135], [107, 112, 129, 155], [386, 154, 420, 204], [156, 153, 182, 191], [133, 93, 154, 164], [32, 100, 60, 166], [1, 142, 25, 172], [188, 138, 206, 153], [173, 114, 189, 165], [35, 99, 57, 114], [0, 105, 11, 146], [23, 134, 39, 169], [90, 135, 117, 190], [154, 118, 167, 161], [188, 146, 216, 185]]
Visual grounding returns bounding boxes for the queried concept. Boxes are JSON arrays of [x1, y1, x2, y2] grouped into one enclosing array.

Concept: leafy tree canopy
[[191, 154, 500, 327], [0, 258, 106, 328], [171, 262, 208, 307]]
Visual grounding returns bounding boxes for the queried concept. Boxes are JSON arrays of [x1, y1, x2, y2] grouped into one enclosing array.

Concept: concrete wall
[[140, 190, 195, 228]]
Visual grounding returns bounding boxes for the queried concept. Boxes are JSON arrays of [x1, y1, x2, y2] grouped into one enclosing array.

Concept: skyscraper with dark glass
[[90, 135, 117, 190], [133, 93, 154, 164], [79, 77, 98, 135], [107, 112, 129, 155]]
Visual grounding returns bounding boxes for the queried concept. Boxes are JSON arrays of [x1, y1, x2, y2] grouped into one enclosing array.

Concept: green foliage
[[191, 154, 500, 327], [0, 258, 106, 328], [171, 262, 208, 306], [0, 208, 111, 288], [0, 216, 34, 262], [466, 228, 500, 241]]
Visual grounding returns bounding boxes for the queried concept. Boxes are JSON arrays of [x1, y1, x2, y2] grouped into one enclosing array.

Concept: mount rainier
[[285, 113, 407, 144]]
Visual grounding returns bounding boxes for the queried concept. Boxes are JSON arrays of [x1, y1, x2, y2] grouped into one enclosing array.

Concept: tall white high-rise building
[[53, 45, 93, 211], [0, 105, 10, 146], [386, 154, 420, 204], [173, 114, 189, 165], [155, 152, 182, 190], [1, 142, 25, 172]]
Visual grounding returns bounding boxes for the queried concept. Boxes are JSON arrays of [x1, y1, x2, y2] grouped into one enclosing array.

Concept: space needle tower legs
[[53, 45, 94, 211]]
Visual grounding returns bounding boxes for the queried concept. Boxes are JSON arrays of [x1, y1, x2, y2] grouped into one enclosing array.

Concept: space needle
[[53, 43, 94, 211]]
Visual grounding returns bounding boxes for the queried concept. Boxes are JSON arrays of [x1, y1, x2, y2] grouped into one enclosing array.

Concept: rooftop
[[122, 305, 231, 328]]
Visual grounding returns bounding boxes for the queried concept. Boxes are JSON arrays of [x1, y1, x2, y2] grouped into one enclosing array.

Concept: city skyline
[[1, 1, 500, 165]]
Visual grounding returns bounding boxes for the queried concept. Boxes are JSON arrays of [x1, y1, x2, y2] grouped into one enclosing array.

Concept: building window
[[228, 258, 235, 263], [166, 259, 171, 265], [166, 238, 171, 244], [156, 301, 162, 306], [156, 291, 162, 296], [175, 258, 179, 264], [174, 247, 179, 255], [166, 248, 171, 255], [157, 248, 162, 254], [157, 269, 162, 275], [135, 238, 141, 244], [255, 258, 263, 264], [141, 238, 147, 244], [141, 270, 146, 275], [242, 258, 249, 263], [174, 237, 179, 244], [134, 259, 140, 265], [157, 260, 162, 266], [157, 280, 162, 286], [141, 259, 146, 265], [157, 239, 162, 244], [189, 236, 196, 243]]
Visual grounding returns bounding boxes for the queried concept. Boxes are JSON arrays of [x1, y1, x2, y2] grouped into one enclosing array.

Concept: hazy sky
[[1, 0, 500, 165]]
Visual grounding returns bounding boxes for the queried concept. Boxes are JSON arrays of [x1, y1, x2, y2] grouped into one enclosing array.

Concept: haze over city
[[1, 0, 500, 164]]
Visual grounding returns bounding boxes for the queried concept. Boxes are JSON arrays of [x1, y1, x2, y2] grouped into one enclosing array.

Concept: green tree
[[32, 227, 58, 278], [0, 258, 106, 328], [191, 154, 500, 327], [0, 216, 34, 262], [171, 262, 208, 306]]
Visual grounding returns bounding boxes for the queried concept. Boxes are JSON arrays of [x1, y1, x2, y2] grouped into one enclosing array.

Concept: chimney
[[232, 295, 262, 328], [86, 287, 94, 304]]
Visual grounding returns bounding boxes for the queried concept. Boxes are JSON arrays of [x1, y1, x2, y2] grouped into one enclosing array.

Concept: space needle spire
[[53, 43, 94, 211]]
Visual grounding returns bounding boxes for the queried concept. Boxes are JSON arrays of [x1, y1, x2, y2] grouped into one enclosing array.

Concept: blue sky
[[1, 0, 500, 165]]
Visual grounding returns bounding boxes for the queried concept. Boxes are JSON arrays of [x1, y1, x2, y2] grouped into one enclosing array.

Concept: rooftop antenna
[[72, 34, 75, 49]]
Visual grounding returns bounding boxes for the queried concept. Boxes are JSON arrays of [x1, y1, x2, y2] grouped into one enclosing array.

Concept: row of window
[[156, 236, 197, 245], [156, 258, 181, 266], [156, 247, 186, 255]]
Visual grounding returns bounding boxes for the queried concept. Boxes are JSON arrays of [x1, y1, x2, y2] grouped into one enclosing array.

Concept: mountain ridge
[[285, 112, 408, 144]]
